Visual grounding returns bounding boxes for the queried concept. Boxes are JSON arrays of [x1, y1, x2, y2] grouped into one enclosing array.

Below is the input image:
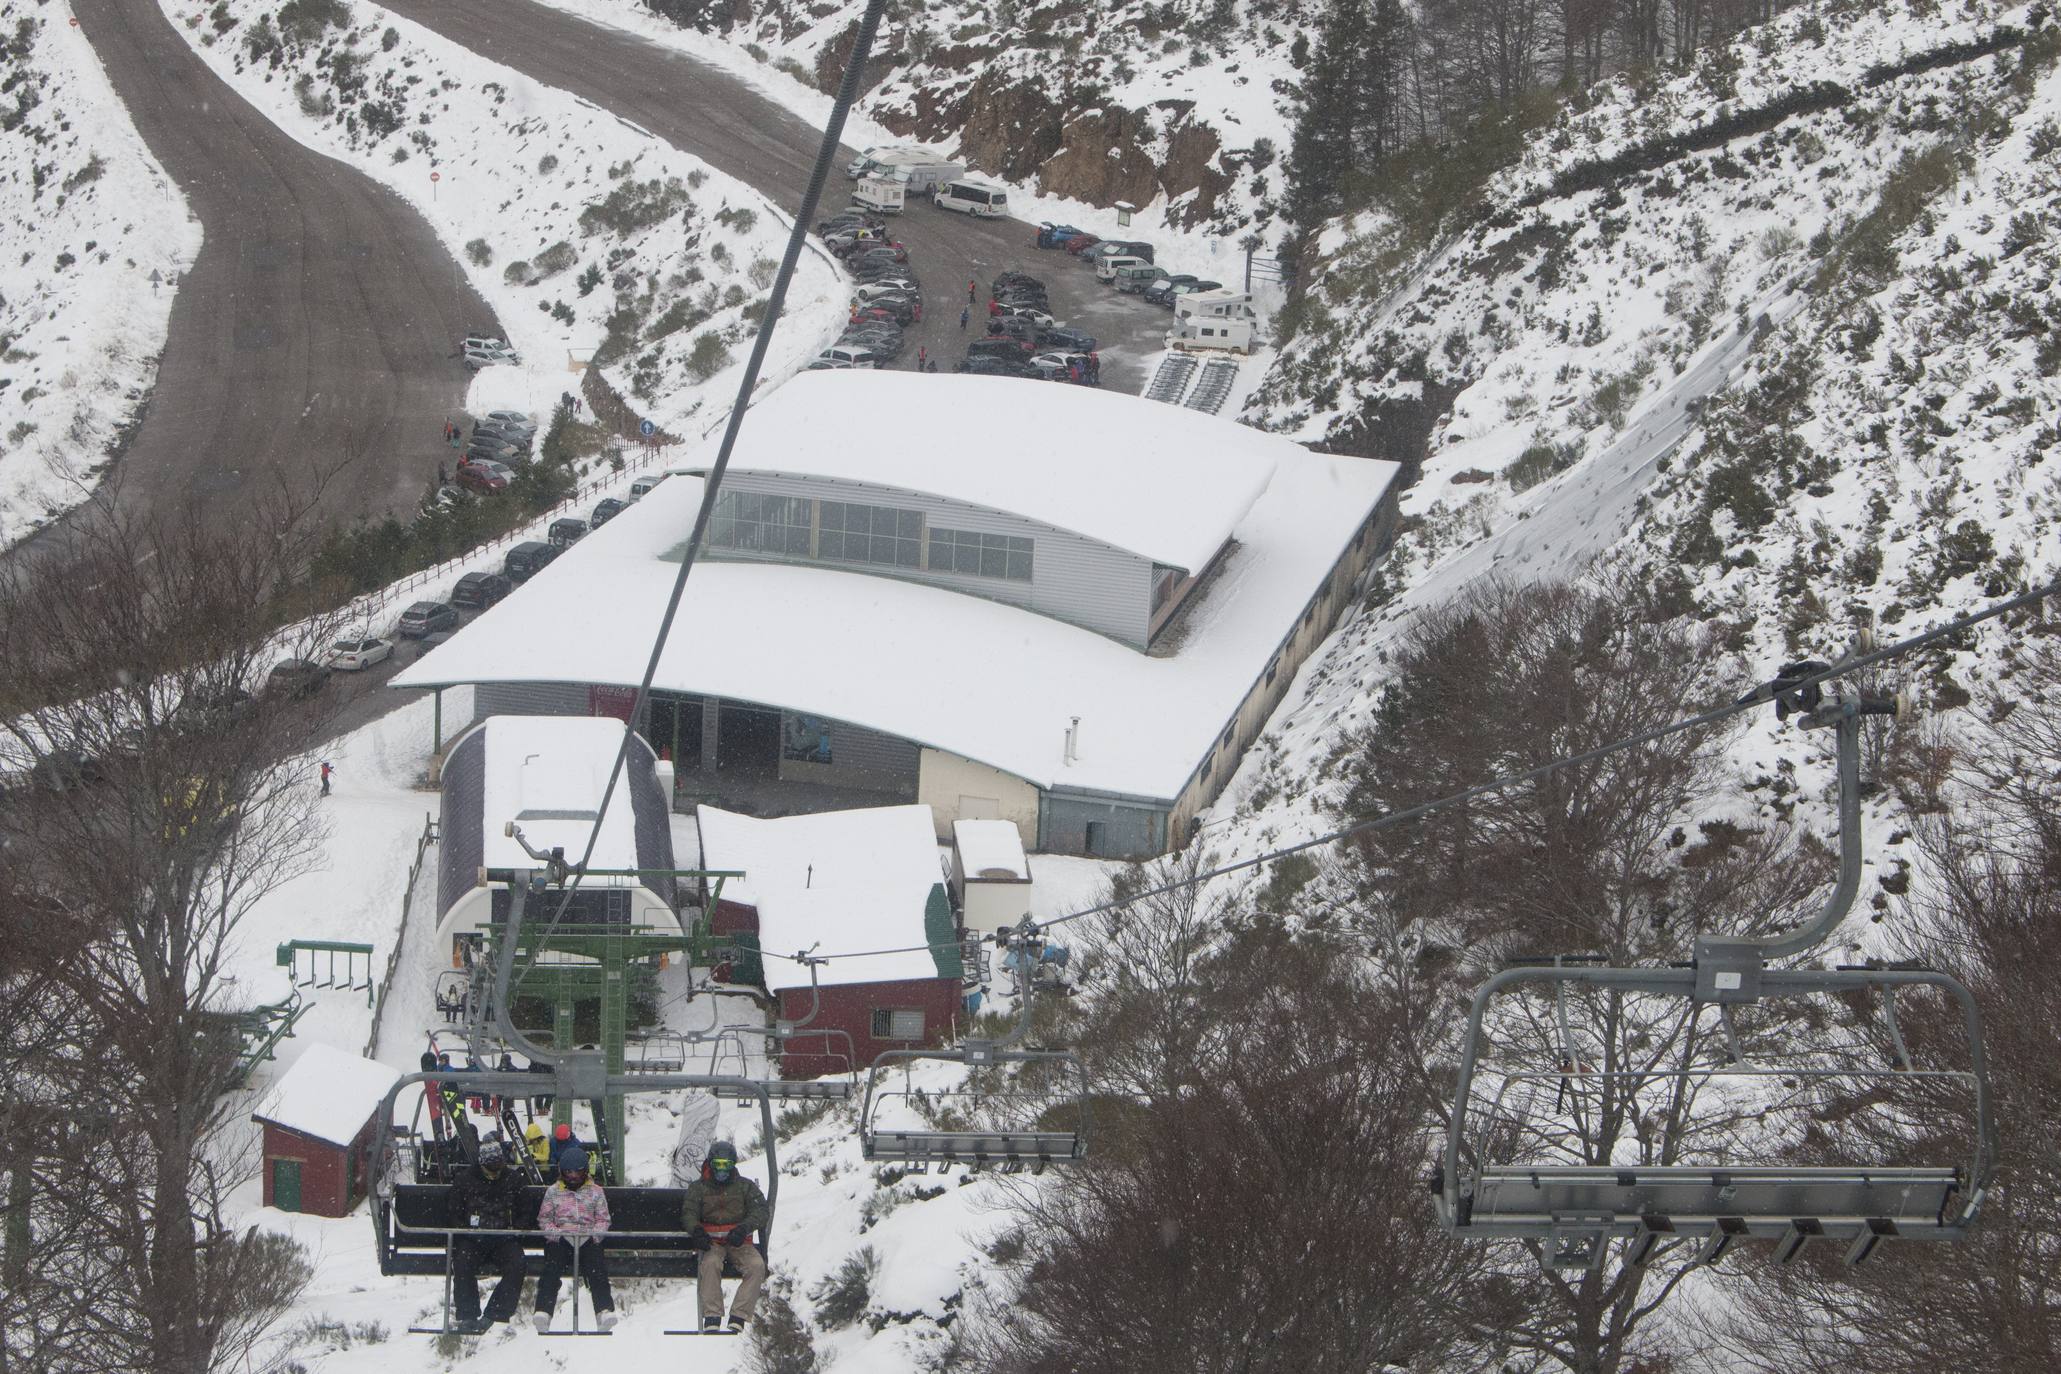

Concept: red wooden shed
[[696, 804, 965, 1078], [251, 1043, 402, 1217]]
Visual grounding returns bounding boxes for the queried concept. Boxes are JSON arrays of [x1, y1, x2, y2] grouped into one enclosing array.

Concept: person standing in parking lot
[[960, 306, 970, 330], [917, 345, 927, 369], [967, 279, 976, 304]]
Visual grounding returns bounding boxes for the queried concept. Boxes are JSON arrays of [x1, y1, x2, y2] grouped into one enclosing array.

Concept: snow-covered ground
[[219, 683, 1113, 1371], [165, 0, 842, 433], [0, 2, 198, 547]]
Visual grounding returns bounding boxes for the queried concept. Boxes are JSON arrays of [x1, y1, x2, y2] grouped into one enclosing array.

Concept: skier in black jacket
[[447, 1140, 528, 1334]]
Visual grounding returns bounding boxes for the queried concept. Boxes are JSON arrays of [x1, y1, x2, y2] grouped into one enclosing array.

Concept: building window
[[870, 1008, 925, 1040], [1265, 657, 1279, 686], [710, 491, 812, 556], [820, 501, 923, 568], [928, 527, 1033, 581], [781, 713, 833, 765], [1199, 747, 1216, 781]]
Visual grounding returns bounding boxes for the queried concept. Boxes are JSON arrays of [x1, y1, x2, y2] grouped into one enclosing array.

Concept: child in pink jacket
[[531, 1147, 617, 1332]]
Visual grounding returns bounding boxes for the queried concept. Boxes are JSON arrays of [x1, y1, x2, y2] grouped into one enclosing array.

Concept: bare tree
[[1336, 580, 1831, 1374], [0, 492, 342, 1374]]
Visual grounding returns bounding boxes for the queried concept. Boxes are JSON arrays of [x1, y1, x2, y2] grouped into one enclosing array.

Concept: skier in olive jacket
[[680, 1140, 769, 1331]]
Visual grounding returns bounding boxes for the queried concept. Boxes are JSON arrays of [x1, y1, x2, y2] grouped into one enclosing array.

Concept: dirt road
[[69, 0, 501, 533]]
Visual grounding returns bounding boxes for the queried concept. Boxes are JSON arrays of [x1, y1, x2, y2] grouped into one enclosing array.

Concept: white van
[[817, 345, 881, 369], [872, 153, 965, 195], [1096, 254, 1145, 284], [935, 179, 1008, 217], [854, 175, 905, 214]]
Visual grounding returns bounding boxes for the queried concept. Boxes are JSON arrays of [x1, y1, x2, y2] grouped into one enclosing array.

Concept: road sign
[[430, 171, 441, 182], [639, 419, 655, 438], [149, 269, 163, 292]]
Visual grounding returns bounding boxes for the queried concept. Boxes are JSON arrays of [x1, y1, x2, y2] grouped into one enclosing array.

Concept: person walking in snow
[[917, 345, 927, 369], [448, 1140, 528, 1335], [533, 1147, 617, 1333], [681, 1140, 769, 1332], [959, 305, 970, 330], [318, 761, 333, 796], [967, 279, 976, 304]]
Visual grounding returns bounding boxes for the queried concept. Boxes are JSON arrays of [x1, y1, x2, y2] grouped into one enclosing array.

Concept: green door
[[272, 1158, 302, 1213]]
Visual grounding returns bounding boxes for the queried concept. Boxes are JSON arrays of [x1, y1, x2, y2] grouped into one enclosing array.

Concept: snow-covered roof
[[396, 388, 1398, 801], [696, 805, 948, 990], [953, 819, 1029, 881], [479, 716, 641, 874], [679, 371, 1274, 573], [252, 1043, 402, 1148]]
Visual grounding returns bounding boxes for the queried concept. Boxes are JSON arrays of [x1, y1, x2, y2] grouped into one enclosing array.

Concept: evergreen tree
[[1284, 0, 1367, 233]]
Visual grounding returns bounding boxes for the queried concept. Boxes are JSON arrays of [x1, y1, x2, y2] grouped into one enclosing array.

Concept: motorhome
[[935, 178, 1008, 217], [854, 174, 905, 214], [1168, 289, 1259, 354], [845, 144, 925, 178], [869, 151, 966, 195]]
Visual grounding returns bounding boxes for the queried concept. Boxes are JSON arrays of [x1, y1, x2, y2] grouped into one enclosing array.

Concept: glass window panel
[[980, 545, 1005, 578], [1006, 549, 1032, 580], [897, 541, 921, 568], [899, 510, 923, 539]]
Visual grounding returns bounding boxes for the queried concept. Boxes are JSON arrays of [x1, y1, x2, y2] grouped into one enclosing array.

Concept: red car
[[1063, 233, 1101, 255], [455, 460, 510, 494]]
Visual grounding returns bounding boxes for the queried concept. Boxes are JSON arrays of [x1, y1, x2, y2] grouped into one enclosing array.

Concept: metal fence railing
[[365, 812, 442, 1059]]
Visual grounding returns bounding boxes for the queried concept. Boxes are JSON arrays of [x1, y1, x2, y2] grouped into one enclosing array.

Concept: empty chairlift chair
[[860, 919, 1089, 1169], [1437, 649, 1997, 1274]]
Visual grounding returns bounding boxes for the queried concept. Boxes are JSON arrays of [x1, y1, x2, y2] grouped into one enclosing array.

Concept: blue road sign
[[639, 419, 656, 437]]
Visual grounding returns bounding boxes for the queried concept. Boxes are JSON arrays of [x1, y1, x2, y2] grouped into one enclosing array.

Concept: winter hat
[[477, 1140, 506, 1168], [559, 1146, 589, 1175]]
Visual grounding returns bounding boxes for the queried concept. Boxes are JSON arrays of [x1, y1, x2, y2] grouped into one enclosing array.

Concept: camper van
[[870, 151, 966, 195], [845, 144, 924, 178], [935, 179, 1008, 217], [854, 174, 905, 214], [1114, 262, 1168, 294], [1168, 289, 1259, 354]]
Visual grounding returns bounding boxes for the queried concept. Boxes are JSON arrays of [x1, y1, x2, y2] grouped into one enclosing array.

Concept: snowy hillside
[[0, 0, 197, 547], [166, 0, 844, 431], [543, 0, 1305, 235], [1218, 0, 2061, 860]]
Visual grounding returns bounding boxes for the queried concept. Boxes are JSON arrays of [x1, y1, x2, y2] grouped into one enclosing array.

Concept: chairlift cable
[[753, 578, 2058, 967], [514, 0, 894, 973]]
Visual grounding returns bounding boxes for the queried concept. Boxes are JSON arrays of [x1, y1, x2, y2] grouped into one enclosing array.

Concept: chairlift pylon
[[1437, 644, 1998, 1272], [858, 916, 1089, 1168]]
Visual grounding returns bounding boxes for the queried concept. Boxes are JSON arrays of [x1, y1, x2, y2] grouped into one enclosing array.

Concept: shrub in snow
[[808, 1245, 878, 1329]]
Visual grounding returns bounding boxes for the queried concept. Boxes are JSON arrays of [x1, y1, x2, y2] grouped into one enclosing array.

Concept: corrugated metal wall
[[438, 728, 487, 926], [711, 474, 1157, 646], [1039, 790, 1166, 859], [474, 681, 596, 723]]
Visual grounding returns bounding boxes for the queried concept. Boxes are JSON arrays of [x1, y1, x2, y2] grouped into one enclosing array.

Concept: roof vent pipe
[[1064, 717, 1080, 765]]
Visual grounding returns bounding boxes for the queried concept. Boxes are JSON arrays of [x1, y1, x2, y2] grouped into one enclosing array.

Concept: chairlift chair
[[1437, 656, 1998, 1273], [858, 918, 1090, 1168]]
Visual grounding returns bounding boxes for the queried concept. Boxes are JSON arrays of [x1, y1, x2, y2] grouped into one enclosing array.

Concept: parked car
[[548, 517, 588, 547], [461, 334, 512, 353], [1034, 222, 1085, 249], [265, 657, 334, 699], [986, 315, 1041, 344], [1036, 325, 1099, 353], [1035, 350, 1101, 385], [991, 271, 1043, 295], [992, 301, 1055, 327], [503, 540, 561, 583], [853, 299, 916, 327], [462, 342, 520, 370], [591, 497, 628, 527], [956, 354, 1035, 378], [1170, 278, 1223, 301], [849, 259, 912, 283], [628, 474, 666, 500], [1063, 232, 1102, 255], [323, 635, 393, 672], [1115, 263, 1170, 294], [169, 685, 254, 738], [1085, 241, 1138, 263], [842, 328, 903, 360], [819, 344, 883, 369], [397, 600, 459, 639], [966, 337, 1035, 362], [484, 409, 536, 430], [1142, 274, 1200, 306], [454, 461, 510, 495], [466, 438, 525, 466], [471, 421, 532, 448], [450, 570, 513, 610]]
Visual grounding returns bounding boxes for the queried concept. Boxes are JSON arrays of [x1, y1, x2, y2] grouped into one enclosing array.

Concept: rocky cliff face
[[655, 0, 1305, 232]]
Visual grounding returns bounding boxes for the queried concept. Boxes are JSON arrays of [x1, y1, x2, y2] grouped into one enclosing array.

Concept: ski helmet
[[708, 1141, 737, 1183], [477, 1141, 506, 1169], [554, 1123, 573, 1142], [560, 1146, 589, 1176]]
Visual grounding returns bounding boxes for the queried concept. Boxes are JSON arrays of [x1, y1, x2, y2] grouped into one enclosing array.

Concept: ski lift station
[[395, 371, 1400, 859], [696, 803, 963, 1077], [433, 715, 682, 966], [252, 1043, 402, 1217]]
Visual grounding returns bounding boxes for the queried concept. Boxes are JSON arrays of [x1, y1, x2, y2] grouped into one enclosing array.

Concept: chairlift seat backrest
[[861, 1129, 1083, 1165]]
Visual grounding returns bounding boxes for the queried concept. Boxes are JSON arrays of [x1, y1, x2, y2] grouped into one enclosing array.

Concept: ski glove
[[687, 1228, 713, 1250], [724, 1230, 752, 1248]]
